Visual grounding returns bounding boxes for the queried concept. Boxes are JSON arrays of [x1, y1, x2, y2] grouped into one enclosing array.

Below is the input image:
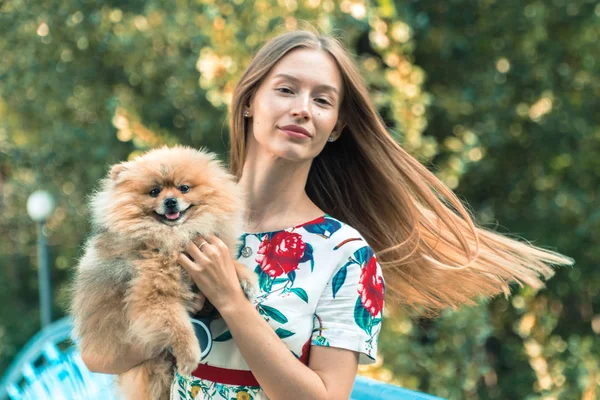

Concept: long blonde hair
[[229, 30, 573, 316]]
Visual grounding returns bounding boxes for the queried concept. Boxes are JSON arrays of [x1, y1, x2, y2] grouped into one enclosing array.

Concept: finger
[[185, 241, 209, 261], [193, 235, 209, 247], [194, 237, 214, 255], [207, 233, 221, 244], [215, 239, 229, 252], [177, 253, 200, 272], [207, 234, 227, 252], [197, 234, 211, 244]]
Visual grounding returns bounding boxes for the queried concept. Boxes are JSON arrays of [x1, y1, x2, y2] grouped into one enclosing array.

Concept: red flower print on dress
[[299, 339, 311, 364], [357, 256, 384, 316], [299, 215, 325, 227], [256, 231, 306, 278]]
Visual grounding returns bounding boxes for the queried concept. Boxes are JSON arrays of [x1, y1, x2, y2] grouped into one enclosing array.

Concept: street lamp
[[26, 190, 55, 329]]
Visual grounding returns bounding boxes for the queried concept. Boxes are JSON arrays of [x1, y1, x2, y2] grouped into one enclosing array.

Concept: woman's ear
[[245, 94, 255, 117], [331, 120, 347, 141]]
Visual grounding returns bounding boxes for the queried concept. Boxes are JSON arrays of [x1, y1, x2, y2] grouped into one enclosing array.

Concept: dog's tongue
[[165, 212, 180, 220]]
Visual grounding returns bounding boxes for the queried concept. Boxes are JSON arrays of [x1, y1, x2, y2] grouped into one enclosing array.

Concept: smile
[[154, 206, 191, 224], [279, 125, 312, 138]]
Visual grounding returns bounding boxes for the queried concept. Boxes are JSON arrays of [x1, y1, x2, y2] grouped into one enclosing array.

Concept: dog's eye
[[179, 185, 190, 194], [149, 188, 161, 197]]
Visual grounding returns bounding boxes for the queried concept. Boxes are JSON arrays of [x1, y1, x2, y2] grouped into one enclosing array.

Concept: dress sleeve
[[311, 243, 385, 365]]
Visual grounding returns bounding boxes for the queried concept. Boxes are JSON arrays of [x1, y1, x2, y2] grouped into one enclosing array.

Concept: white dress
[[170, 214, 385, 400]]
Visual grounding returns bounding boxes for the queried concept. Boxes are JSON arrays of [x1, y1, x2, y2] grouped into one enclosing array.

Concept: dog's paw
[[234, 261, 258, 301], [240, 279, 257, 300], [173, 340, 201, 376]]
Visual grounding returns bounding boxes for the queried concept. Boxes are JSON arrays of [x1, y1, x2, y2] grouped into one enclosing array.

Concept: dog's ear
[[109, 163, 128, 181]]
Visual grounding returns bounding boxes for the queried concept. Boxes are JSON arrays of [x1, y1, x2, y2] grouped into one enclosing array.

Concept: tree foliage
[[1, 0, 598, 398]]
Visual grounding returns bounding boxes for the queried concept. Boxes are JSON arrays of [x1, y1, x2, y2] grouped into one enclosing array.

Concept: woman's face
[[246, 48, 343, 163]]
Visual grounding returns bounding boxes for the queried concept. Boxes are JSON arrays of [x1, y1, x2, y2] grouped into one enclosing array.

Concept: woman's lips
[[279, 124, 311, 138]]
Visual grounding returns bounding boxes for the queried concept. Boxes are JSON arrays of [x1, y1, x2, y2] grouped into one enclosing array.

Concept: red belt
[[191, 363, 260, 387], [190, 346, 310, 387]]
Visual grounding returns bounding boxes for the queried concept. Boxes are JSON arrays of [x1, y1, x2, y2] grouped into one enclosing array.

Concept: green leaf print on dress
[[257, 304, 288, 323], [353, 246, 374, 267], [311, 335, 330, 347], [290, 287, 308, 303], [275, 327, 296, 339], [331, 261, 351, 298], [255, 266, 274, 293], [353, 296, 374, 335], [288, 270, 296, 285], [302, 217, 341, 238], [312, 314, 330, 347], [298, 242, 314, 271]]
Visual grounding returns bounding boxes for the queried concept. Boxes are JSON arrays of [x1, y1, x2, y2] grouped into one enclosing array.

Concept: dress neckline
[[242, 213, 329, 236]]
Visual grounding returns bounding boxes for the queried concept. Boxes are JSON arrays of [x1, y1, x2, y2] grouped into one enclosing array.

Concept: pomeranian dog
[[70, 146, 256, 400]]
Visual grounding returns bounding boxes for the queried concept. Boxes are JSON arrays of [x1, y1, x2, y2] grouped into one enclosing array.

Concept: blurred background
[[0, 0, 598, 399]]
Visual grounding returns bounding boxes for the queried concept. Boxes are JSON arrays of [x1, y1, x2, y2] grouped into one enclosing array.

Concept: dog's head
[[91, 146, 243, 248]]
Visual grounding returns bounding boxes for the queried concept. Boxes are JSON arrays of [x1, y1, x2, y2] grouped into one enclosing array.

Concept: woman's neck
[[238, 153, 323, 233]]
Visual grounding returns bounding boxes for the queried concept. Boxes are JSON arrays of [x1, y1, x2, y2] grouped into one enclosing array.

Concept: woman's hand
[[177, 234, 246, 311]]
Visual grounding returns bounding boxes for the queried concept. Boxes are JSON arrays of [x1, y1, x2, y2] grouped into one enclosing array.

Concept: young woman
[[82, 30, 572, 400]]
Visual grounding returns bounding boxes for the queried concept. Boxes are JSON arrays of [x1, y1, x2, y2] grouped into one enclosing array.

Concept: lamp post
[[26, 190, 55, 329]]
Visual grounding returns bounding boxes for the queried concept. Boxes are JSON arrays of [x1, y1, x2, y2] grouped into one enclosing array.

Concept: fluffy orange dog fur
[[70, 146, 256, 400]]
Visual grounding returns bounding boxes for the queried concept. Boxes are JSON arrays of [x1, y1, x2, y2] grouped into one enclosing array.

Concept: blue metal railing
[[0, 318, 117, 399], [0, 317, 444, 399], [351, 377, 443, 400]]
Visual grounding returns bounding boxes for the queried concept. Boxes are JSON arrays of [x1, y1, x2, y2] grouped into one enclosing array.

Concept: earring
[[327, 136, 335, 142], [243, 110, 250, 118]]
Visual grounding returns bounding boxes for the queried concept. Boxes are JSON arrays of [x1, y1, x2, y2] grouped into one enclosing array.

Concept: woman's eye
[[149, 188, 161, 197], [277, 87, 294, 94], [315, 98, 332, 106], [179, 185, 190, 194]]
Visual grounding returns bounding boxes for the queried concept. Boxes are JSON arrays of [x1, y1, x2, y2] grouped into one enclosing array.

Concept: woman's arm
[[219, 293, 359, 400], [178, 234, 359, 400], [81, 293, 206, 375], [80, 342, 150, 375]]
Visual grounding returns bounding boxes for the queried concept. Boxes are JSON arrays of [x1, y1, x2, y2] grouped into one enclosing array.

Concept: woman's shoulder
[[241, 213, 374, 266], [291, 214, 364, 240], [294, 214, 374, 259]]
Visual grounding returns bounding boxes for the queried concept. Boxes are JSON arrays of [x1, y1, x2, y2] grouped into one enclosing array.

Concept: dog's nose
[[164, 198, 178, 209]]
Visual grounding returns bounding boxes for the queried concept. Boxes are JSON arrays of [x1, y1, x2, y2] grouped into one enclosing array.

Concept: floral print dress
[[171, 214, 385, 400]]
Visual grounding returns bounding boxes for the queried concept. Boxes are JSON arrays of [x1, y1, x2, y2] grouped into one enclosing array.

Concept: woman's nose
[[290, 94, 310, 120]]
